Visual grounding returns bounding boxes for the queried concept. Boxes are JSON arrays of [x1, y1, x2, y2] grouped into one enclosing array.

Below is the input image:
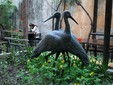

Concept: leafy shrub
[[0, 47, 113, 85]]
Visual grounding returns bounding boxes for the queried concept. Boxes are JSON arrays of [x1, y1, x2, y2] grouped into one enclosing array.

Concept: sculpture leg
[[45, 52, 55, 62], [66, 52, 70, 69], [62, 51, 70, 68], [52, 52, 60, 76], [53, 52, 60, 67], [62, 52, 66, 62], [60, 51, 70, 77]]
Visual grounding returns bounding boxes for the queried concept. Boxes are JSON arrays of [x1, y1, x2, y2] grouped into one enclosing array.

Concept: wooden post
[[21, 0, 28, 38], [92, 0, 98, 39], [103, 0, 112, 70]]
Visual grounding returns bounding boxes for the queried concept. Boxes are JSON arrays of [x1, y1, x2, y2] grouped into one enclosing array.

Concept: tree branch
[[56, 0, 62, 11], [76, 2, 93, 53], [45, 0, 56, 11]]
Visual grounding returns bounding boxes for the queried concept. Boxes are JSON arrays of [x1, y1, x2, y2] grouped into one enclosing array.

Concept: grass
[[0, 47, 113, 85]]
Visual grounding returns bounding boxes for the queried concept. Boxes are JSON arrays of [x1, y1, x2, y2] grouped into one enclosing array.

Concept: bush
[[0, 47, 113, 85]]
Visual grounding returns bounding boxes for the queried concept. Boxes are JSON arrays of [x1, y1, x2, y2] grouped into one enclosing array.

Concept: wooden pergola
[[92, 0, 112, 69]]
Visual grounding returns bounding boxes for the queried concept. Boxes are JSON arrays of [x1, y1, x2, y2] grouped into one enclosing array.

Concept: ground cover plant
[[0, 47, 113, 85]]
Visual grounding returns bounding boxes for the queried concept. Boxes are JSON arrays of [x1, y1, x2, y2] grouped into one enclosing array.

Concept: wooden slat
[[0, 53, 11, 58], [0, 41, 7, 44], [80, 39, 113, 47], [4, 37, 29, 42]]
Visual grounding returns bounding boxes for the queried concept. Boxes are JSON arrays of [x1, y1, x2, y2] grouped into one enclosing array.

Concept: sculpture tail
[[69, 35, 90, 66]]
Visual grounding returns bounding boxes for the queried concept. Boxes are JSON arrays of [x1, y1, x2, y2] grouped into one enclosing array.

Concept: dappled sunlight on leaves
[[0, 47, 113, 84]]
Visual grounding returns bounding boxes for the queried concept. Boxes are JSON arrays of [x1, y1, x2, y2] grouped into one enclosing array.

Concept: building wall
[[72, 0, 94, 38], [27, 0, 62, 37], [15, 0, 113, 39], [66, 0, 113, 39]]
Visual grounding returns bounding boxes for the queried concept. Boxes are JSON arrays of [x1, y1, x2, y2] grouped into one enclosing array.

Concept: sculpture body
[[31, 11, 89, 66]]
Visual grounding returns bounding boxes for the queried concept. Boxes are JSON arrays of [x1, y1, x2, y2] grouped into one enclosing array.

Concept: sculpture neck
[[55, 18, 60, 30], [64, 17, 71, 33]]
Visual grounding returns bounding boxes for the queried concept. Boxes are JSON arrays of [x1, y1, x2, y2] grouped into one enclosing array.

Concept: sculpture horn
[[69, 16, 78, 25], [44, 16, 54, 22]]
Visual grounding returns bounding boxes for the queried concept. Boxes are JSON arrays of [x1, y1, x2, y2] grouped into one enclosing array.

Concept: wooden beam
[[103, 0, 112, 70], [0, 53, 11, 58], [92, 0, 98, 39]]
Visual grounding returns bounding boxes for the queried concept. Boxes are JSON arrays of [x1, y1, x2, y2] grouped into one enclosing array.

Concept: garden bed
[[0, 48, 113, 85]]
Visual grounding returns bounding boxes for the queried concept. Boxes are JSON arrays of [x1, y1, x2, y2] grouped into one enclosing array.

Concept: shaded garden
[[0, 0, 113, 85], [0, 47, 113, 84]]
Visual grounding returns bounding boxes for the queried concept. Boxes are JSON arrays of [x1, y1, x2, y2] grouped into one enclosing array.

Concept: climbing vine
[[0, 0, 17, 29]]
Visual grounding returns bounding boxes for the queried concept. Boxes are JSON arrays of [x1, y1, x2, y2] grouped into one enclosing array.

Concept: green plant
[[0, 0, 17, 29], [0, 47, 113, 85], [26, 54, 113, 85]]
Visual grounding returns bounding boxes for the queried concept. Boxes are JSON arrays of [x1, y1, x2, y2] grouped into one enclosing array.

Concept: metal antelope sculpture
[[30, 11, 89, 66], [63, 11, 89, 66], [30, 11, 72, 59], [44, 12, 68, 62], [44, 11, 90, 66]]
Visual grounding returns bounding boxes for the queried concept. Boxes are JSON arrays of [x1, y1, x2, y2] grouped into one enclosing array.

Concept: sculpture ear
[[69, 16, 78, 25], [44, 16, 54, 22]]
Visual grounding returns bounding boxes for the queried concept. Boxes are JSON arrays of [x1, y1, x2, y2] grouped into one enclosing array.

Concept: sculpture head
[[63, 11, 78, 25], [44, 12, 61, 22]]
